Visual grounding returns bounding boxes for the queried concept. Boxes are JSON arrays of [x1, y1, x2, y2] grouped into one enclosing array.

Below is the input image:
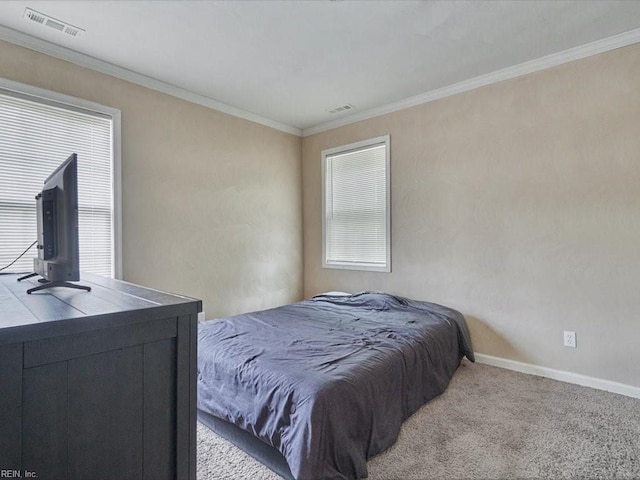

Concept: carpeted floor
[[197, 362, 640, 479]]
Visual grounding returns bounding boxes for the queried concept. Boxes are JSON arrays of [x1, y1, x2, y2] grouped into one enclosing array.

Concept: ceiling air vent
[[23, 8, 85, 38], [329, 104, 355, 114]]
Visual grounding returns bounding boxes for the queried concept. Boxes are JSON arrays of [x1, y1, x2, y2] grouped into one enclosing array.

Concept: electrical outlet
[[563, 331, 576, 348]]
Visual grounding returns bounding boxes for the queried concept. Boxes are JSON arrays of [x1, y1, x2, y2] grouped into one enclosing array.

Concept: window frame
[[321, 135, 391, 272], [0, 76, 122, 279]]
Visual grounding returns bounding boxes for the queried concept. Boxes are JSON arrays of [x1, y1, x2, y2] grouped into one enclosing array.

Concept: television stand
[[17, 273, 91, 294], [17, 272, 38, 281], [1, 272, 201, 479]]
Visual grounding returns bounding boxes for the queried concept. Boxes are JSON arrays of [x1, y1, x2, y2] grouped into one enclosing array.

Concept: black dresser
[[0, 273, 201, 480]]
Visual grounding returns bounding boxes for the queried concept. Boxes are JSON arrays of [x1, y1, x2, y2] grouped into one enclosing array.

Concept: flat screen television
[[18, 153, 90, 294]]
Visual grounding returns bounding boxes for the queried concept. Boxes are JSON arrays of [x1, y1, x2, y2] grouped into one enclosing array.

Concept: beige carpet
[[197, 361, 640, 479]]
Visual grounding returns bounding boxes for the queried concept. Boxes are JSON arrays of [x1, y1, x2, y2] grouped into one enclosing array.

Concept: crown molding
[[2, 22, 639, 139], [0, 25, 302, 137], [303, 27, 640, 137]]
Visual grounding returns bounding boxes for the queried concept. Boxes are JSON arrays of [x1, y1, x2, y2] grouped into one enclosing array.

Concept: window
[[322, 135, 390, 272], [0, 79, 121, 278]]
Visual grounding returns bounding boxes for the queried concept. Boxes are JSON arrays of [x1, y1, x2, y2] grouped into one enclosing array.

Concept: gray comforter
[[197, 292, 474, 480]]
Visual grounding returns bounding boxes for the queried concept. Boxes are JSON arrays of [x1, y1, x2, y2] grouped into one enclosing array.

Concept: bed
[[197, 292, 474, 480]]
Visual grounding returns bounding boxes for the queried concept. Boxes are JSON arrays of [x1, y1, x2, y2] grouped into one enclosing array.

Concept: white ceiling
[[0, 1, 640, 134]]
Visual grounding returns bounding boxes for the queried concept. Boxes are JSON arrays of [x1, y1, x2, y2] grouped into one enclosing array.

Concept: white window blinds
[[0, 90, 114, 277], [322, 136, 390, 272]]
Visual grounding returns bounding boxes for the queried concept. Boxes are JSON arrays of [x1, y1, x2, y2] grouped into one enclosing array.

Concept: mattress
[[197, 292, 474, 480]]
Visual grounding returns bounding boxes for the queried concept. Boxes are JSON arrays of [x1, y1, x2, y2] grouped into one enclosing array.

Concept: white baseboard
[[474, 353, 640, 400]]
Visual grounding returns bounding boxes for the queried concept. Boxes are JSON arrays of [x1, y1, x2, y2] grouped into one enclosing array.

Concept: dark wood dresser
[[0, 273, 201, 480]]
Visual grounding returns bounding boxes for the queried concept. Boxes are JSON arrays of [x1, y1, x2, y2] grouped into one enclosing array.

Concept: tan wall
[[302, 44, 640, 387], [0, 40, 303, 318], [3, 37, 639, 388]]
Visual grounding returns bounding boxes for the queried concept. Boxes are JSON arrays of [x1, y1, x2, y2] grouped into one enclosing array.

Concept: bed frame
[[198, 409, 294, 479]]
